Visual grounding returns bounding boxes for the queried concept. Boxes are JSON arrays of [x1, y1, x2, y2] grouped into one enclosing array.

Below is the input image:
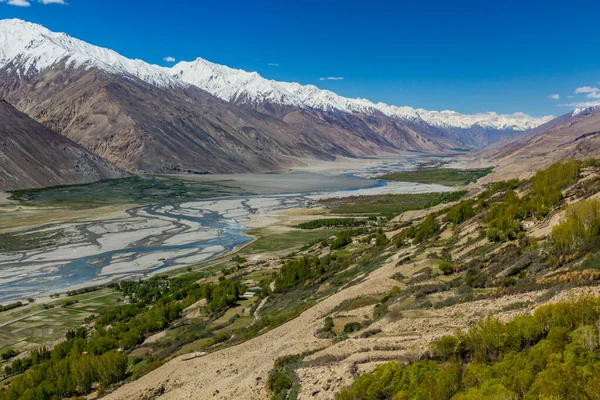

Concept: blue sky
[[1, 0, 600, 117]]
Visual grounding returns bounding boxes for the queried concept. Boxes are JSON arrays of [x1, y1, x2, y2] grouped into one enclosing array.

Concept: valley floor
[[5, 156, 597, 400], [102, 201, 586, 400]]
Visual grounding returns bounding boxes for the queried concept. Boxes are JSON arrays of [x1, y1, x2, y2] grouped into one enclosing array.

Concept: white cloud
[[163, 56, 176, 63], [547, 94, 560, 100], [268, 63, 279, 67], [2, 0, 31, 6], [574, 86, 599, 94], [588, 91, 600, 99], [573, 85, 600, 99], [558, 101, 600, 108], [1, 0, 66, 5], [319, 77, 344, 81]]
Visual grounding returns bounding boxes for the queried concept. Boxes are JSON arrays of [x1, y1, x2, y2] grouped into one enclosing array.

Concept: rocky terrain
[[0, 100, 122, 190]]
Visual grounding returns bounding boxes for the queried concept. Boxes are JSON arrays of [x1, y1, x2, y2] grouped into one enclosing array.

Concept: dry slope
[[0, 100, 122, 190]]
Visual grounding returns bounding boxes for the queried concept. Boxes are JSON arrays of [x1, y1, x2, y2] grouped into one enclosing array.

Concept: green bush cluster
[[297, 218, 368, 229], [402, 215, 440, 244], [378, 168, 492, 186], [338, 295, 600, 399], [0, 301, 24, 313], [2, 339, 127, 399], [274, 251, 353, 292], [66, 284, 109, 297], [1, 275, 245, 399], [483, 160, 582, 242], [552, 198, 600, 253], [446, 200, 475, 225], [267, 353, 309, 400], [0, 349, 17, 361]]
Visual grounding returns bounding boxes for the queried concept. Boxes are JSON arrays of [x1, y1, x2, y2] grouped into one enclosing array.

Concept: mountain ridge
[[0, 18, 553, 134]]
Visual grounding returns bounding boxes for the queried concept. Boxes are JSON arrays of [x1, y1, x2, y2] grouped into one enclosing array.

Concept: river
[[0, 158, 456, 302]]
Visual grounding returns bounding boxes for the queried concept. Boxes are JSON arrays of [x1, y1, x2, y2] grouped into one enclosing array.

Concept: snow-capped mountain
[[0, 18, 552, 133], [170, 58, 553, 131], [0, 19, 178, 87], [572, 104, 600, 117]]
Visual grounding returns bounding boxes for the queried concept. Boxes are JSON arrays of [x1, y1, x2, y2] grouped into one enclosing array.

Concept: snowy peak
[[171, 58, 305, 106], [0, 19, 178, 87], [0, 19, 553, 132], [572, 105, 600, 117], [170, 58, 553, 131]]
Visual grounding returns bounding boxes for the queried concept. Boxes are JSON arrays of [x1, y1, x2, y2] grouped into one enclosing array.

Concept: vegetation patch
[[338, 295, 600, 400], [8, 176, 244, 207], [296, 218, 370, 230], [319, 191, 467, 216], [378, 168, 493, 186]]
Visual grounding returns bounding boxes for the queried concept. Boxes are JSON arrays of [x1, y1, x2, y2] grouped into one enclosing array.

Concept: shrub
[[430, 335, 459, 360], [439, 260, 454, 275], [343, 322, 363, 334]]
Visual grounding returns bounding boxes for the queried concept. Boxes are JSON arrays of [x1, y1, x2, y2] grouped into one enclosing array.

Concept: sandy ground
[[0, 192, 12, 205]]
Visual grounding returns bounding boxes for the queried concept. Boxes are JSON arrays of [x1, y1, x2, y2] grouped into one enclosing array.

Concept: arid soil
[[105, 200, 592, 400]]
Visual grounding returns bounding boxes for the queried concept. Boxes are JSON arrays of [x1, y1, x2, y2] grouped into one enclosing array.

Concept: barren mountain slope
[[474, 106, 600, 181], [0, 19, 555, 174], [0, 100, 122, 190], [0, 67, 425, 174]]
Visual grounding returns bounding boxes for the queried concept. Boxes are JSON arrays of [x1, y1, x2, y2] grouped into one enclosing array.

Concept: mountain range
[[476, 105, 600, 180], [1, 18, 594, 190]]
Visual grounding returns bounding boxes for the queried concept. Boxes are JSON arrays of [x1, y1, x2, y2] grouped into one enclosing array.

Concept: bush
[[439, 260, 454, 275], [268, 370, 293, 395], [430, 335, 459, 359], [372, 303, 389, 320], [343, 322, 363, 334], [0, 349, 17, 360], [338, 294, 600, 400], [552, 198, 600, 253]]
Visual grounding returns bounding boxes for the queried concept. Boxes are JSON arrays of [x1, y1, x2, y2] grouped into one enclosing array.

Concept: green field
[[0, 289, 120, 353], [0, 228, 71, 252], [240, 228, 344, 255], [378, 167, 493, 186], [8, 176, 246, 207], [318, 191, 467, 216]]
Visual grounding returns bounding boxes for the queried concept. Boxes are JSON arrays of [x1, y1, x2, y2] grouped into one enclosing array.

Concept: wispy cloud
[[574, 86, 599, 94], [558, 101, 600, 108], [1, 0, 31, 6], [163, 56, 176, 63], [547, 94, 560, 100], [573, 86, 600, 99], [1, 0, 66, 5], [319, 77, 344, 81], [588, 91, 600, 99], [267, 63, 279, 67]]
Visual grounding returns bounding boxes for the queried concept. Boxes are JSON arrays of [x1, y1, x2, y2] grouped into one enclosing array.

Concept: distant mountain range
[[476, 105, 600, 180], [0, 18, 575, 189]]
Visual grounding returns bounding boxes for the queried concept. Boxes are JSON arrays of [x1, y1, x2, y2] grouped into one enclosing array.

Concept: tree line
[[0, 274, 245, 400]]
